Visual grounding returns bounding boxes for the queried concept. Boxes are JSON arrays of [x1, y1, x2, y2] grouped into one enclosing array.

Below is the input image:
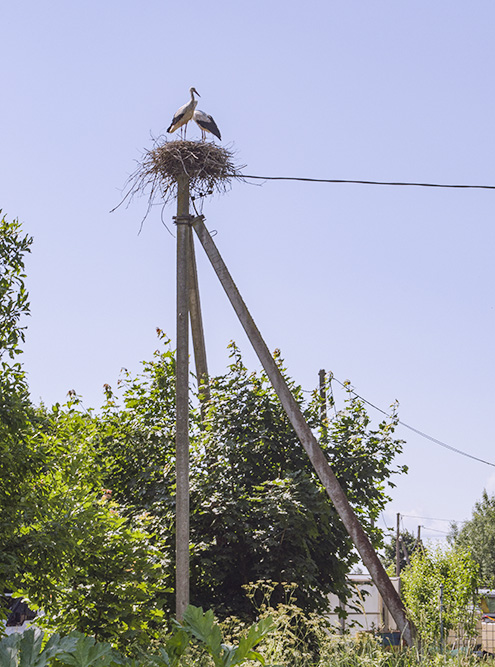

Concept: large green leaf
[[180, 606, 274, 667], [182, 606, 222, 658], [57, 633, 121, 667], [0, 632, 21, 667], [0, 628, 79, 667]]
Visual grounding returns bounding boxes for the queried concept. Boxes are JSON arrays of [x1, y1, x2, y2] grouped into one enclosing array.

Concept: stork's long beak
[[192, 88, 201, 97]]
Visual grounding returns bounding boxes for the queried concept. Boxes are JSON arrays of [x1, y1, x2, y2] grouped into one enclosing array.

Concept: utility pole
[[396, 512, 401, 577], [175, 174, 190, 619], [319, 369, 327, 426], [192, 215, 414, 646], [439, 583, 444, 652], [416, 525, 422, 549]]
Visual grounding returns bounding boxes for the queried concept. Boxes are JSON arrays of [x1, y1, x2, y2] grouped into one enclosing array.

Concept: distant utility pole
[[319, 369, 327, 427], [396, 512, 401, 577], [440, 583, 445, 652], [416, 525, 422, 549]]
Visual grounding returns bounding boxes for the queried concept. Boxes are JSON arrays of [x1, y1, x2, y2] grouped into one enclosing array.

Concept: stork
[[167, 87, 200, 139], [193, 109, 222, 141]]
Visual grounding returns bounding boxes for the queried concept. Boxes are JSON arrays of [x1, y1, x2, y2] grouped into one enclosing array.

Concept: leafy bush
[[401, 544, 479, 650]]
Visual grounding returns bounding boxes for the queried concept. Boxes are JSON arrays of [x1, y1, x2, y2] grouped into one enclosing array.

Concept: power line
[[400, 514, 467, 524], [420, 525, 450, 535], [329, 375, 495, 468], [241, 174, 495, 191]]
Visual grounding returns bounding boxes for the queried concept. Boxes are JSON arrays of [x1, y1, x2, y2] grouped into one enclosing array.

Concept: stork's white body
[[193, 109, 222, 141], [167, 87, 200, 138]]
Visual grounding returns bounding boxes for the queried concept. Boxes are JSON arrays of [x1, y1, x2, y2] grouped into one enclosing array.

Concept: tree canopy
[[0, 212, 36, 591], [92, 337, 407, 620], [448, 490, 495, 588], [6, 334, 408, 635]]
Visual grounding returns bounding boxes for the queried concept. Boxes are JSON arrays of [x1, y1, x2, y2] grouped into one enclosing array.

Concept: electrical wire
[[240, 174, 495, 190], [330, 375, 495, 468], [401, 514, 466, 524], [380, 512, 393, 534], [420, 525, 450, 535]]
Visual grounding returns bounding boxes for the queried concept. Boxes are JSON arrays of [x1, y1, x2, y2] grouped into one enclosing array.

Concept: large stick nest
[[118, 138, 245, 214]]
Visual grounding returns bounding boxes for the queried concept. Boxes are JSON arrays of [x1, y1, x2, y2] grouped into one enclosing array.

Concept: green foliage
[[0, 628, 124, 667], [0, 213, 36, 607], [3, 621, 493, 667], [0, 606, 273, 667], [0, 211, 32, 360], [47, 336, 405, 626], [55, 632, 122, 666], [448, 490, 495, 588], [400, 544, 480, 649], [232, 581, 333, 667], [188, 343, 406, 619], [154, 626, 190, 667], [12, 398, 170, 651], [181, 605, 273, 667], [97, 336, 177, 512], [2, 281, 406, 643], [19, 508, 168, 648], [0, 628, 78, 667]]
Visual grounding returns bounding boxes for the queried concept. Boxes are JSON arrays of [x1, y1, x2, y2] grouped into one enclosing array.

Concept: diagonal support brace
[[191, 214, 414, 646]]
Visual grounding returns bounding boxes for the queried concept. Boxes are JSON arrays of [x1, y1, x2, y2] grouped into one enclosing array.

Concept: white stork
[[193, 109, 222, 141], [167, 87, 200, 139]]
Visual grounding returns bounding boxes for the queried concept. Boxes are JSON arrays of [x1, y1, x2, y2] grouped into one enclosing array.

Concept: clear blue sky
[[2, 1, 494, 544]]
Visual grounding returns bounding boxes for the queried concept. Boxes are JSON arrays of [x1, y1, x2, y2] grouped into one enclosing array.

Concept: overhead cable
[[241, 174, 495, 190], [401, 514, 466, 524], [330, 375, 495, 468]]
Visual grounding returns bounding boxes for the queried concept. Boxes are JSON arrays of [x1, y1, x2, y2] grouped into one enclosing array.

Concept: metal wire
[[240, 174, 495, 190]]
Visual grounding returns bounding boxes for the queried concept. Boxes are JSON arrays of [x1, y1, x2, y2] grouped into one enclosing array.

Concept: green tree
[[0, 220, 169, 649], [12, 396, 170, 652], [95, 338, 407, 621], [189, 344, 406, 619], [96, 336, 177, 513], [0, 212, 37, 594], [449, 490, 495, 588], [400, 544, 479, 649]]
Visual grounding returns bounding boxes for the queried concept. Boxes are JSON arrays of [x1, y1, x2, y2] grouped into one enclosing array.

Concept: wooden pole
[[396, 512, 401, 577], [187, 229, 210, 404], [192, 215, 414, 645], [319, 369, 327, 425], [175, 175, 190, 619]]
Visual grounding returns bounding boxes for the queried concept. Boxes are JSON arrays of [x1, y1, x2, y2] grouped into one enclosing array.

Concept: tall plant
[[401, 544, 479, 649]]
